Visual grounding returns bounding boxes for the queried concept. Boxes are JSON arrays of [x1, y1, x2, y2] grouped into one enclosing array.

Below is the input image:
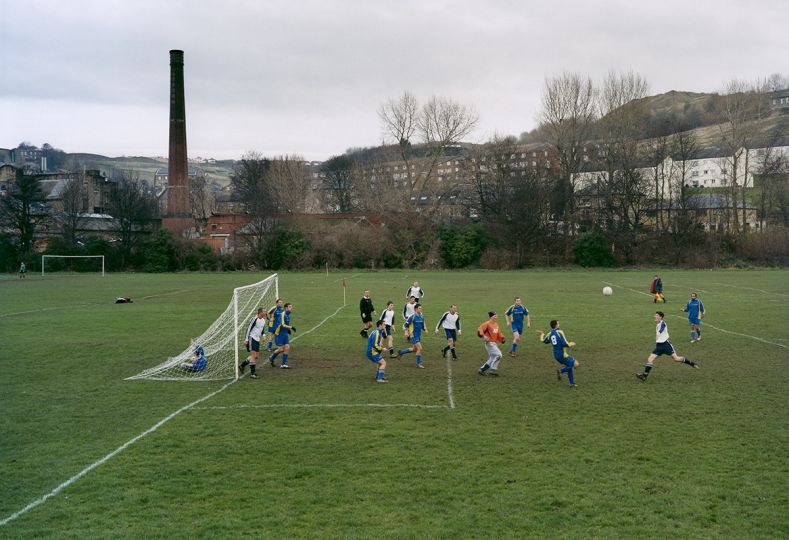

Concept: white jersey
[[403, 302, 417, 320], [406, 286, 424, 300], [655, 320, 669, 343], [246, 315, 267, 341], [436, 311, 461, 331], [380, 308, 395, 326]]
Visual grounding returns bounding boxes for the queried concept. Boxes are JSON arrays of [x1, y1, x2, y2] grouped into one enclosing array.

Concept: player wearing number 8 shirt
[[538, 320, 579, 387]]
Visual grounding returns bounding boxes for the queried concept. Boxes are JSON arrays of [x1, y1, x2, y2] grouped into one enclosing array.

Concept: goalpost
[[127, 274, 279, 381], [42, 255, 105, 276]]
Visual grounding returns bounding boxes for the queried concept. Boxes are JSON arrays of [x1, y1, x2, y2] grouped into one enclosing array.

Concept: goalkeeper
[[180, 342, 207, 372]]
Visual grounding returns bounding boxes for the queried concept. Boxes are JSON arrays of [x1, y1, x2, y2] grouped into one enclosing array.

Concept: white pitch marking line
[[0, 301, 348, 527], [445, 353, 456, 410], [1, 289, 194, 318], [602, 281, 789, 350], [139, 289, 193, 300], [194, 403, 447, 410], [0, 379, 238, 527], [707, 282, 789, 297]]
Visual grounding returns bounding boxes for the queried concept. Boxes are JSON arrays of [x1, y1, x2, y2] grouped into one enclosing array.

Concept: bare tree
[[106, 170, 157, 267], [321, 154, 361, 213], [60, 175, 86, 246], [267, 155, 310, 213], [0, 170, 46, 258], [468, 137, 551, 265], [595, 70, 651, 262], [717, 79, 773, 231], [538, 72, 597, 241], [189, 172, 214, 221], [378, 92, 478, 215]]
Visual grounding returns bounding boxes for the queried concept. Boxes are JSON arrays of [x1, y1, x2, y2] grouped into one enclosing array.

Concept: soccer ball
[[602, 286, 613, 296]]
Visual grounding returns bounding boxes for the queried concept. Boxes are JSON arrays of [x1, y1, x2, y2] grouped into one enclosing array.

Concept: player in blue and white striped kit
[[683, 292, 706, 343], [636, 311, 698, 381], [399, 304, 426, 368], [505, 296, 530, 357]]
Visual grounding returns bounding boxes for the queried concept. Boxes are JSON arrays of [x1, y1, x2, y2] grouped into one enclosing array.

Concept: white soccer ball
[[602, 286, 613, 296]]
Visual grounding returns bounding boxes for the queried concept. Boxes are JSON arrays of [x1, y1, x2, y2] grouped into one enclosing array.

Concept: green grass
[[1, 269, 787, 538]]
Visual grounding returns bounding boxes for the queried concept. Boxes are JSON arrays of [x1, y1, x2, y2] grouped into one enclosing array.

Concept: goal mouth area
[[41, 255, 106, 276], [126, 274, 279, 382]]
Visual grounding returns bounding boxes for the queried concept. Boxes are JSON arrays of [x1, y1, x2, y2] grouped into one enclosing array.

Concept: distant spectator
[[19, 261, 26, 279]]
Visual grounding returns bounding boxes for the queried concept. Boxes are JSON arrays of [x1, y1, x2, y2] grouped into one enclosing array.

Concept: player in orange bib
[[477, 311, 506, 376]]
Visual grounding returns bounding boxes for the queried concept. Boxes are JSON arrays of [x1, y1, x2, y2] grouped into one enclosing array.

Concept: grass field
[[1, 269, 787, 538]]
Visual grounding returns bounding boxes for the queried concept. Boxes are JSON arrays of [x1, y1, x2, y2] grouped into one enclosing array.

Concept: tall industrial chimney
[[167, 49, 189, 217]]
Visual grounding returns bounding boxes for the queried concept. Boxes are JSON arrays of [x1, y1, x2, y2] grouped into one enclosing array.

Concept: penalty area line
[[602, 281, 789, 350], [0, 379, 238, 527], [194, 403, 448, 410], [0, 301, 349, 528]]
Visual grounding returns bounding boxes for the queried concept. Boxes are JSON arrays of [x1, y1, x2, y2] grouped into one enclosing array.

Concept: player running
[[406, 281, 424, 302], [399, 303, 426, 368], [477, 311, 505, 376], [402, 296, 417, 339], [635, 311, 699, 381], [366, 319, 389, 383], [378, 301, 397, 358], [435, 304, 461, 360], [505, 296, 530, 357], [683, 292, 706, 343], [537, 320, 579, 387]]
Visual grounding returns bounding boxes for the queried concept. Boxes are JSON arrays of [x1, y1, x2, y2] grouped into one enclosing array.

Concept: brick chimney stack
[[167, 49, 189, 217]]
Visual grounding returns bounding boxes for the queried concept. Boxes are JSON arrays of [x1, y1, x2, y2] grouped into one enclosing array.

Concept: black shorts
[[361, 313, 373, 323], [444, 329, 457, 341], [382, 324, 393, 338], [652, 341, 675, 356]]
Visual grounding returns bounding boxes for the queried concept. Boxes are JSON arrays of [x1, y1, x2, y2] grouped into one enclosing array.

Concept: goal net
[[127, 274, 279, 381], [42, 255, 105, 276]]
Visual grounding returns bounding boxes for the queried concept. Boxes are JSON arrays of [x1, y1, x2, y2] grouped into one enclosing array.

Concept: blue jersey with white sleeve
[[543, 329, 570, 360], [683, 298, 704, 322], [404, 313, 425, 342], [505, 304, 529, 329]]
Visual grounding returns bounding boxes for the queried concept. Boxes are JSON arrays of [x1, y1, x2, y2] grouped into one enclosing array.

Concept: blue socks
[[416, 354, 422, 366], [399, 348, 412, 356], [281, 353, 288, 366], [376, 368, 385, 380], [691, 331, 696, 340], [511, 344, 518, 353]]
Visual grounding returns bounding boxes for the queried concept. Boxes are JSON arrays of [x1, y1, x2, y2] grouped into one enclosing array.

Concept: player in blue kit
[[266, 299, 284, 354], [366, 319, 388, 383], [636, 311, 698, 381], [180, 341, 208, 372], [269, 303, 296, 369], [399, 304, 426, 368], [505, 296, 530, 357], [683, 292, 706, 343], [537, 320, 579, 387]]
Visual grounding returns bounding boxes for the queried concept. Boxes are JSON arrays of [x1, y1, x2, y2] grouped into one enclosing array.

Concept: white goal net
[[42, 255, 105, 276], [127, 274, 279, 381]]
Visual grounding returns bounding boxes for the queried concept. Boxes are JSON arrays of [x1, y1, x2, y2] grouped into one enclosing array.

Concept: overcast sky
[[1, 0, 786, 161]]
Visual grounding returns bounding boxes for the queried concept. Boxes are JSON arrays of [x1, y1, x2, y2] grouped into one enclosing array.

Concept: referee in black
[[359, 289, 375, 338]]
